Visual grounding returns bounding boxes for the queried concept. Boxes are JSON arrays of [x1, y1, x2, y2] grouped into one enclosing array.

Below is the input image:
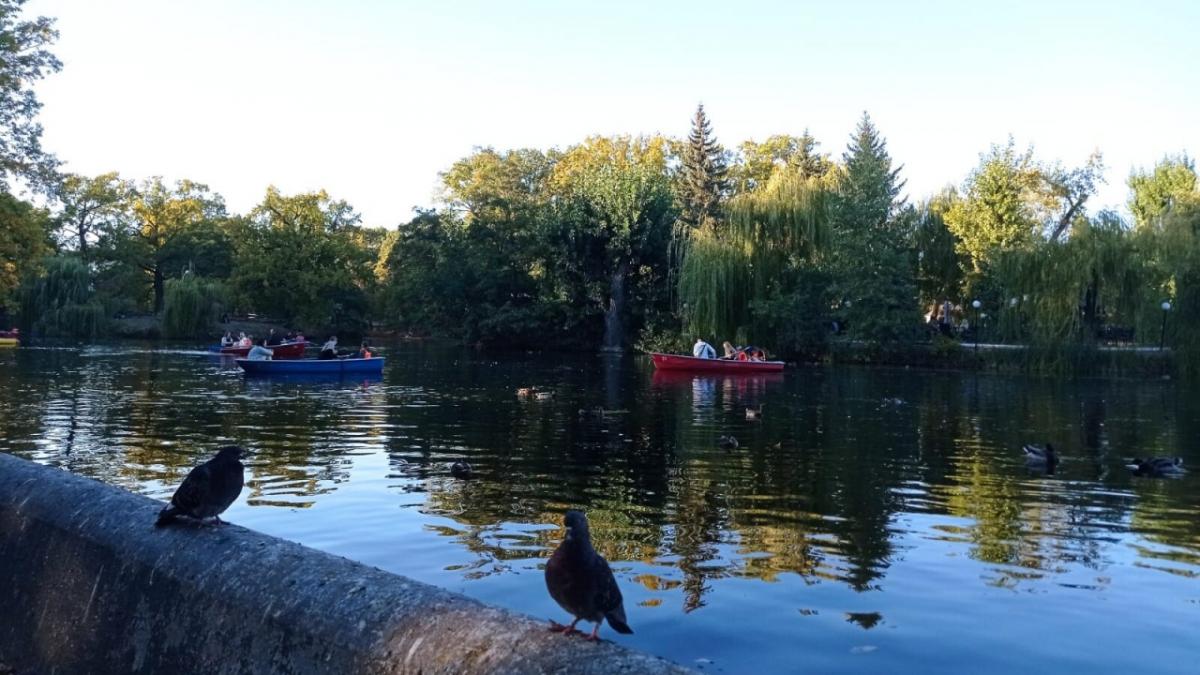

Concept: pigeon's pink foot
[[549, 619, 580, 635]]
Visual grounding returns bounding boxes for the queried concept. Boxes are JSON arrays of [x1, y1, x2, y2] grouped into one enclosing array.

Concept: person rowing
[[319, 336, 339, 360]]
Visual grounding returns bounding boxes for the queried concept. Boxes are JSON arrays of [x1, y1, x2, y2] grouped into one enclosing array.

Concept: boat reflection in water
[[651, 369, 786, 419]]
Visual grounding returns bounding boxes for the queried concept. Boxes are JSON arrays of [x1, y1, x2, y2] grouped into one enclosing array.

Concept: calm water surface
[[1, 342, 1197, 673]]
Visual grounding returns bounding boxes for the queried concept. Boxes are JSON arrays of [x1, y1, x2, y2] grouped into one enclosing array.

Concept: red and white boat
[[650, 352, 785, 373]]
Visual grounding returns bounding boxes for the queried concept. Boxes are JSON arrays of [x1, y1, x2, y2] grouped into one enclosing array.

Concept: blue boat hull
[[236, 357, 385, 375]]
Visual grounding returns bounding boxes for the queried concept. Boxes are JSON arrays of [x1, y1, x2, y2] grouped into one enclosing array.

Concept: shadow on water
[[1, 341, 1198, 674]]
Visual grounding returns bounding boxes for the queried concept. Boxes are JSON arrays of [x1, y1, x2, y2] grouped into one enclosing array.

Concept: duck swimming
[[450, 460, 474, 479], [1125, 456, 1184, 477], [745, 406, 763, 421], [1022, 443, 1059, 468], [718, 435, 739, 450]]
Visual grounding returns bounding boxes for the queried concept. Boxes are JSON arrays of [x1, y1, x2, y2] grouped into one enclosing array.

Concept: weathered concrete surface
[[0, 455, 692, 674]]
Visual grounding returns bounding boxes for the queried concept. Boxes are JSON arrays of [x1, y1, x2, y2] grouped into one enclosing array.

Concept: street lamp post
[[972, 299, 982, 352], [1160, 301, 1172, 350]]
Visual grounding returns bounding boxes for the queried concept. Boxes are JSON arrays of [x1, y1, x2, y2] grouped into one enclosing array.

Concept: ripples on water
[[2, 343, 1198, 674]]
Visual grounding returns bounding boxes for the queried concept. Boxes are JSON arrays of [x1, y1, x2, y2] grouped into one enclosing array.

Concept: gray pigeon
[[544, 510, 632, 641], [156, 446, 246, 526]]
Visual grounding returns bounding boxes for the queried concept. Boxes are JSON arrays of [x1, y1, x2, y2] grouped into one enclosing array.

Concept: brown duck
[[544, 510, 633, 641]]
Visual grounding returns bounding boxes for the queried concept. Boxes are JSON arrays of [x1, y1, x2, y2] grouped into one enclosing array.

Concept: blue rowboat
[[236, 357, 385, 375]]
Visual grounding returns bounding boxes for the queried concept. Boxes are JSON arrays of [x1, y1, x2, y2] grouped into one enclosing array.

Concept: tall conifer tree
[[832, 112, 918, 343], [679, 104, 728, 229]]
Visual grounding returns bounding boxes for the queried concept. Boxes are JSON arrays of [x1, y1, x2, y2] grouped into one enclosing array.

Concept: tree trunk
[[600, 264, 627, 352], [153, 268, 165, 314]]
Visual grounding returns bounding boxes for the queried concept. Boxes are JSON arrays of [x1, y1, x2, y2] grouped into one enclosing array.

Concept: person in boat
[[721, 341, 738, 359], [693, 338, 716, 359], [238, 332, 252, 347], [247, 339, 274, 361], [358, 340, 373, 359], [220, 331, 234, 348], [265, 328, 283, 347], [318, 336, 339, 360]]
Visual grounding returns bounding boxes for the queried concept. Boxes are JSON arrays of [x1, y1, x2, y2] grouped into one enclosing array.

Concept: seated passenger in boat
[[693, 338, 716, 359], [220, 331, 234, 348], [722, 341, 738, 359], [319, 336, 339, 360], [358, 340, 372, 359], [247, 340, 273, 361]]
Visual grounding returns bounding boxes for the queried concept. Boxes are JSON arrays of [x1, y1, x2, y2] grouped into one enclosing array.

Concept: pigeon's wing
[[591, 553, 632, 633], [170, 462, 213, 514]]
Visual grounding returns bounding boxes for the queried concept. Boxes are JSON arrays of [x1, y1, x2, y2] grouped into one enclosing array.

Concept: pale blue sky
[[27, 0, 1200, 226]]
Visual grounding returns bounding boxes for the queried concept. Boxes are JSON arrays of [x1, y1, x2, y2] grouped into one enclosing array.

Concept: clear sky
[[26, 0, 1200, 227]]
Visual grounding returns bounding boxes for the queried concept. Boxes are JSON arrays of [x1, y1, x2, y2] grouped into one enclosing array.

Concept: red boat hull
[[650, 352, 784, 373], [220, 341, 308, 359]]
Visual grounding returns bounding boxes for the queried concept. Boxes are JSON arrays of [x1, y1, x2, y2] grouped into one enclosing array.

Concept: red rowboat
[[650, 352, 785, 373], [220, 341, 308, 359]]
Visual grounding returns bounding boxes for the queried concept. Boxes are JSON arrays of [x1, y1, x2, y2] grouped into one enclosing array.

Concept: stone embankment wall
[[0, 454, 691, 674]]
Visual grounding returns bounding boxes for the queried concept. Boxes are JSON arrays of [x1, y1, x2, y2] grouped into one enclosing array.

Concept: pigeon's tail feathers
[[606, 609, 633, 634], [155, 505, 179, 527]]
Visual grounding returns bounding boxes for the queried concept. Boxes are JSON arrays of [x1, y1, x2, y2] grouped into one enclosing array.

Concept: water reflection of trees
[[416, 361, 1200, 607]]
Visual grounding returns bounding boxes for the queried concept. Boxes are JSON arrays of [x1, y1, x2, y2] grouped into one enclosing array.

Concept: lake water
[[1, 342, 1197, 673]]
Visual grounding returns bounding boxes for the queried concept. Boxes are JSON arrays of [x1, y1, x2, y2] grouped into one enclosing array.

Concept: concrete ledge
[[0, 454, 692, 674]]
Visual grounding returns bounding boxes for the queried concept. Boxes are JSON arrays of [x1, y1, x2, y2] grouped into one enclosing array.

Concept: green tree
[[233, 187, 373, 333], [376, 209, 466, 333], [0, 191, 51, 318], [731, 132, 829, 194], [679, 169, 830, 342], [162, 272, 226, 338], [102, 177, 230, 312], [53, 172, 134, 259], [944, 139, 1042, 283], [1128, 154, 1197, 230], [548, 136, 676, 350], [913, 189, 963, 308], [437, 148, 554, 345], [677, 104, 728, 229], [18, 255, 105, 337], [830, 113, 917, 344], [0, 0, 60, 190]]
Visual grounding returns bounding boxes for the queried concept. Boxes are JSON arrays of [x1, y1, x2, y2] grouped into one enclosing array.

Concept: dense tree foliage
[[0, 192, 51, 316], [231, 187, 376, 335], [0, 0, 60, 190]]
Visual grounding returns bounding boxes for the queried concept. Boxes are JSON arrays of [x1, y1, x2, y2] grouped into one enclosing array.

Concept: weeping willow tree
[[163, 273, 226, 338], [987, 213, 1154, 368], [677, 170, 829, 344], [18, 255, 106, 337]]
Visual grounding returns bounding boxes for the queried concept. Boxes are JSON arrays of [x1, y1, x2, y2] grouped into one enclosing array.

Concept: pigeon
[[1022, 443, 1058, 470], [544, 510, 633, 641], [1126, 456, 1184, 476], [718, 435, 739, 450], [156, 446, 246, 526], [450, 460, 474, 479]]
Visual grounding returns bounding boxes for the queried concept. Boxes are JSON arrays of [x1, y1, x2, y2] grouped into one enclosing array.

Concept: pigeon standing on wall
[[544, 510, 633, 641], [156, 446, 246, 526]]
